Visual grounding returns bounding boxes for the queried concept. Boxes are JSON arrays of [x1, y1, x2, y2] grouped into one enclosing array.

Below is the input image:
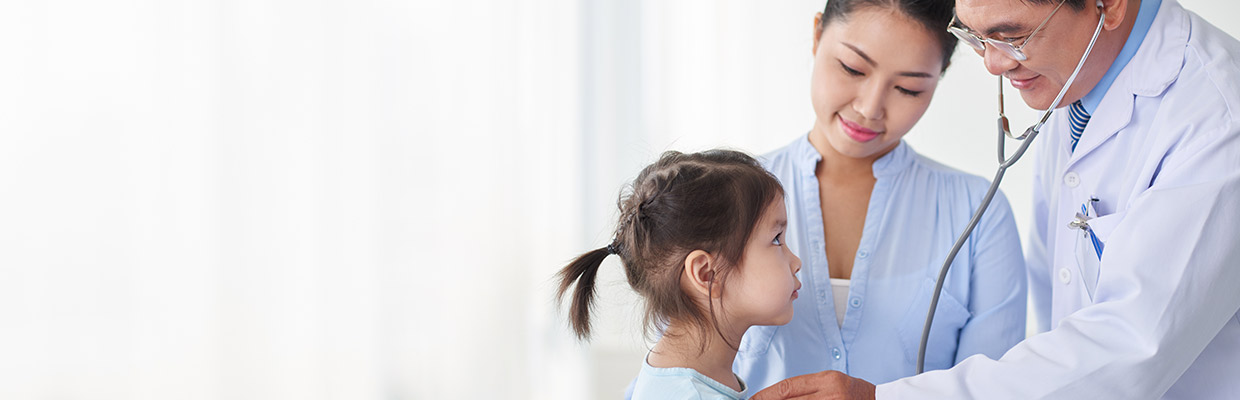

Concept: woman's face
[[809, 7, 945, 162]]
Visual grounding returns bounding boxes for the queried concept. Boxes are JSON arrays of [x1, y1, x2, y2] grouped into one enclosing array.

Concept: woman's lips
[[839, 116, 881, 143]]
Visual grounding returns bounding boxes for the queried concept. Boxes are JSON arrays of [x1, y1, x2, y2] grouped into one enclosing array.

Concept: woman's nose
[[790, 250, 802, 274], [854, 81, 886, 121]]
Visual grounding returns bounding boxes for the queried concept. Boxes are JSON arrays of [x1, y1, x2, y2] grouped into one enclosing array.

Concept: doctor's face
[[953, 0, 1118, 110], [809, 7, 944, 162]]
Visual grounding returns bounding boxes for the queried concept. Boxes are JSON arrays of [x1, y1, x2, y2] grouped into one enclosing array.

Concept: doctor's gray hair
[[818, 0, 959, 72], [554, 149, 784, 350]]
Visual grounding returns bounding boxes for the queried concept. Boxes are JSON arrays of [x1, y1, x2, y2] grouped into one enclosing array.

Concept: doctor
[[753, 0, 1240, 398]]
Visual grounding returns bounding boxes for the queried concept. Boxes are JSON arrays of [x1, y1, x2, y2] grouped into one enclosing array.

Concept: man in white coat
[[753, 0, 1240, 398]]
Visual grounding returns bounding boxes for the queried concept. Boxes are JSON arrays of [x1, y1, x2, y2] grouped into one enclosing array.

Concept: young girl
[[556, 149, 802, 399]]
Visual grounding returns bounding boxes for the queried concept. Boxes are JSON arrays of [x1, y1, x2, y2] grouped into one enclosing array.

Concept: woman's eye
[[839, 61, 864, 76], [772, 233, 784, 246], [896, 86, 924, 97]]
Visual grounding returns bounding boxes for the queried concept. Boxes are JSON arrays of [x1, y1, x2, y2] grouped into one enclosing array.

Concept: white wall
[[0, 1, 1235, 399]]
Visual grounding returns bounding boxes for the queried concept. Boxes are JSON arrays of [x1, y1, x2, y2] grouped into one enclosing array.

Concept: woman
[[734, 0, 1026, 391]]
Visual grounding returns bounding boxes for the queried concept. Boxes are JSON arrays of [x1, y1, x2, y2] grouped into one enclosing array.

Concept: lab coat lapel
[[1066, 0, 1188, 167], [1066, 90, 1132, 164]]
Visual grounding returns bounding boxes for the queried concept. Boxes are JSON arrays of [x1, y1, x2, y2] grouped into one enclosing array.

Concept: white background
[[0, 1, 1236, 399]]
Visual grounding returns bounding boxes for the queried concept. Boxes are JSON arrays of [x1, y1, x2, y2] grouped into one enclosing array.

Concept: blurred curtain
[[0, 0, 589, 398]]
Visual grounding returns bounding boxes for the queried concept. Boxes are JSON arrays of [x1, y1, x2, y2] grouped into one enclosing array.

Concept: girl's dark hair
[[555, 149, 784, 348], [819, 0, 959, 72]]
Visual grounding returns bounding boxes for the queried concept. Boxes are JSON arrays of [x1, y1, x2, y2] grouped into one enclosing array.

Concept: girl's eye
[[772, 232, 784, 246], [839, 61, 864, 77], [896, 86, 924, 97]]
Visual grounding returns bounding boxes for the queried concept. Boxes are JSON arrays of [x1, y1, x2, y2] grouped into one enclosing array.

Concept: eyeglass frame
[[946, 0, 1069, 62]]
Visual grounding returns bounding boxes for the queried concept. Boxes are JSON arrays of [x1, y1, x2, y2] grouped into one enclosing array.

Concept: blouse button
[[857, 249, 870, 259], [1059, 268, 1072, 284], [849, 297, 862, 308], [832, 348, 842, 360]]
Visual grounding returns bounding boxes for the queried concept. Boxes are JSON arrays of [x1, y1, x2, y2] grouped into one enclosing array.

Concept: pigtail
[[555, 245, 617, 340]]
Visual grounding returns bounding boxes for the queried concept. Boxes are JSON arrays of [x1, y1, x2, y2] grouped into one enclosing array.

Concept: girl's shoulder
[[632, 360, 748, 400]]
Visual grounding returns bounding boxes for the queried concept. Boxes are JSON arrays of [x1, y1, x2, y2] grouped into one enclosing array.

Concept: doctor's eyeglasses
[[946, 0, 1068, 62]]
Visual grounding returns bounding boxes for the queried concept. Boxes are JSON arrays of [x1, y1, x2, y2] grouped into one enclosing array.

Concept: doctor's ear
[[682, 250, 723, 299], [1099, 0, 1129, 31]]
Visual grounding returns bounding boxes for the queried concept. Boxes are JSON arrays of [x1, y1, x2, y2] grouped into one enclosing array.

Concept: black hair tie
[[605, 243, 620, 255]]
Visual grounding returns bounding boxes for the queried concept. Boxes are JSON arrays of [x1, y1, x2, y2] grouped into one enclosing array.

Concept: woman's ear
[[1101, 0, 1130, 31], [812, 12, 825, 55], [682, 250, 721, 299]]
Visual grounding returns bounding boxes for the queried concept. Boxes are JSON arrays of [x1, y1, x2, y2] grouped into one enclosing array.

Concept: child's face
[[723, 198, 802, 327]]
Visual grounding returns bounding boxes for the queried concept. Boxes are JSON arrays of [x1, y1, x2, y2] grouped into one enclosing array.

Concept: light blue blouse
[[733, 135, 1027, 391]]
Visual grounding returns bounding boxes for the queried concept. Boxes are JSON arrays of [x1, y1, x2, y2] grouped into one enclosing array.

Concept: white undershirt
[[830, 278, 850, 327]]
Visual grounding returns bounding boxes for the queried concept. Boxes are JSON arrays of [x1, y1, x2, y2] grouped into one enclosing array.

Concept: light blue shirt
[[733, 135, 1026, 391], [633, 356, 748, 400], [1079, 0, 1161, 113]]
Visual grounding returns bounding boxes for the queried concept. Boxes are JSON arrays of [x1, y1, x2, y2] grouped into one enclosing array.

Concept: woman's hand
[[750, 370, 875, 400]]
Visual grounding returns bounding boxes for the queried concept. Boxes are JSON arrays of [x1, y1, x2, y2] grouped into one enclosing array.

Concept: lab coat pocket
[[1075, 211, 1125, 300], [897, 277, 972, 372]]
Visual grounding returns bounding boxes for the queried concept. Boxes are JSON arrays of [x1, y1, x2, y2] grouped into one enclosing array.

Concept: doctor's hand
[[750, 370, 875, 400]]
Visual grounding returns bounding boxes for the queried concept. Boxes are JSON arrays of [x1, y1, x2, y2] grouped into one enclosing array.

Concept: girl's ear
[[682, 250, 721, 299]]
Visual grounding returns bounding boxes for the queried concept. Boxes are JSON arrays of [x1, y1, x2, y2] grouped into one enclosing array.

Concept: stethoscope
[[915, 1, 1107, 374]]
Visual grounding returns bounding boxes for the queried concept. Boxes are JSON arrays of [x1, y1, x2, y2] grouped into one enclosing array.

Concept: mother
[[734, 0, 1027, 391]]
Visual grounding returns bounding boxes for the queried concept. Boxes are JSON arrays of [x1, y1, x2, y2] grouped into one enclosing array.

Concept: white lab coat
[[878, 1, 1240, 398]]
